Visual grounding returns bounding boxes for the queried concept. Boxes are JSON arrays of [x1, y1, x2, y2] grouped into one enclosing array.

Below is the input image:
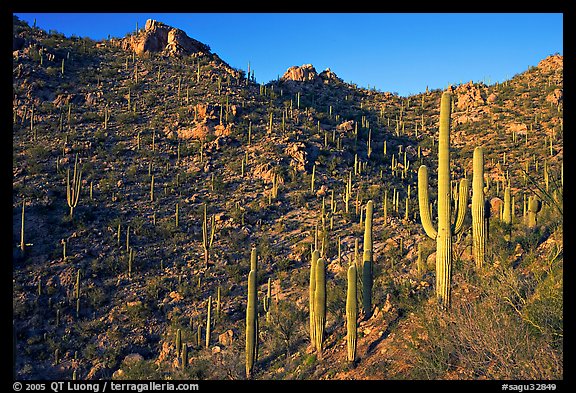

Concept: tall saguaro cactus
[[313, 257, 326, 357], [202, 204, 216, 268], [362, 200, 374, 318], [20, 199, 25, 254], [471, 147, 487, 269], [245, 269, 258, 379], [346, 264, 357, 363], [417, 91, 468, 309], [308, 250, 319, 346]]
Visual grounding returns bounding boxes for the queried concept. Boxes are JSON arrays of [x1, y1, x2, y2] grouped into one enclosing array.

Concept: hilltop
[[12, 16, 563, 381]]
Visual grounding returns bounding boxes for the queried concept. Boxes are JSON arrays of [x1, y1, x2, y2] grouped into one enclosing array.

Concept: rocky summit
[[119, 19, 211, 57], [12, 16, 563, 382]]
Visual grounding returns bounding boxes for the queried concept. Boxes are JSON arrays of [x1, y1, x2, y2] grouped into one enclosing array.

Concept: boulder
[[319, 67, 342, 83], [507, 122, 528, 136], [454, 81, 486, 111], [336, 120, 354, 132], [490, 197, 504, 217], [284, 142, 309, 172], [281, 64, 318, 82], [121, 19, 211, 57], [546, 89, 562, 106], [177, 122, 211, 141], [218, 329, 234, 346]]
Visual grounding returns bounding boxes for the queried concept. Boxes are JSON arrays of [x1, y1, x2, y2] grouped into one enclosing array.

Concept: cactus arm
[[452, 178, 469, 234], [418, 165, 438, 239]]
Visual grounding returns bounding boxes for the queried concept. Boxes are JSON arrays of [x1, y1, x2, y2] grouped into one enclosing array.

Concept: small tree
[[269, 299, 306, 365]]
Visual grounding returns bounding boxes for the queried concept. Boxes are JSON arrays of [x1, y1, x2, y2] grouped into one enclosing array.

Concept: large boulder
[[280, 64, 342, 84], [281, 64, 318, 82], [454, 81, 486, 111], [122, 19, 211, 57]]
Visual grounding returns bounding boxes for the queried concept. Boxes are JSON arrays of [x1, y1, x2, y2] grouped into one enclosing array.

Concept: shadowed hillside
[[12, 16, 563, 381]]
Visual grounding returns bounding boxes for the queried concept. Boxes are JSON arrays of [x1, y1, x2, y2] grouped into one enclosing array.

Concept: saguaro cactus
[[263, 277, 272, 323], [20, 199, 25, 254], [503, 186, 512, 224], [66, 154, 82, 218], [417, 91, 468, 309], [175, 328, 182, 354], [245, 269, 258, 379], [527, 196, 542, 229], [313, 257, 326, 357], [309, 250, 319, 346], [471, 147, 487, 269], [202, 204, 216, 268], [346, 264, 357, 363], [205, 296, 212, 348], [362, 200, 374, 318]]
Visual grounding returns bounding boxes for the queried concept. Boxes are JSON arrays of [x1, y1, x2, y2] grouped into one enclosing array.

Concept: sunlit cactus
[[245, 269, 258, 379], [417, 91, 468, 309], [472, 147, 487, 269], [313, 257, 326, 356], [362, 200, 374, 318], [346, 264, 357, 363]]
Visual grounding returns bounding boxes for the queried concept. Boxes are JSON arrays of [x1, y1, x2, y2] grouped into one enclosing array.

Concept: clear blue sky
[[14, 13, 563, 96]]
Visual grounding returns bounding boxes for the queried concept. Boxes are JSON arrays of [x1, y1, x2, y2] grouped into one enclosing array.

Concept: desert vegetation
[[12, 16, 562, 380]]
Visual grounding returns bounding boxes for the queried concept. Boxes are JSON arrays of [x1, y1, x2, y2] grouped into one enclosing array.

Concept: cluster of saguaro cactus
[[418, 91, 468, 309], [362, 200, 374, 318]]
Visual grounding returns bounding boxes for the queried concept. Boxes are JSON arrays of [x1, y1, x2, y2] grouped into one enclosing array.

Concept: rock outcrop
[[281, 64, 342, 84], [546, 88, 562, 106], [121, 19, 211, 57], [281, 64, 318, 82], [454, 81, 486, 111], [537, 54, 563, 72]]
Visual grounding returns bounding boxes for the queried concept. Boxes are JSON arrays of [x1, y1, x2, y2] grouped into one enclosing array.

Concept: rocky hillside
[[12, 16, 563, 381]]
